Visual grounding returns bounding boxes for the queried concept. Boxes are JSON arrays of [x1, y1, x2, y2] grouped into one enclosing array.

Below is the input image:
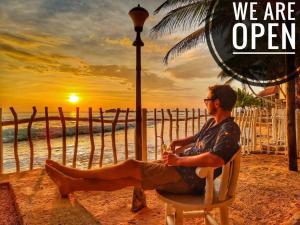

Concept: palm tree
[[151, 0, 211, 64]]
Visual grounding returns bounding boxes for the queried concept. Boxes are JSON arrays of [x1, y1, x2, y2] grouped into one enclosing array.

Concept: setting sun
[[68, 94, 79, 103]]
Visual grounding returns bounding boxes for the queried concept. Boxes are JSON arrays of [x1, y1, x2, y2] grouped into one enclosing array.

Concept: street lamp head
[[129, 4, 149, 32]]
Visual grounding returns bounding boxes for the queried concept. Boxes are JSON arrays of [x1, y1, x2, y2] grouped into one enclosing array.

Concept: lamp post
[[129, 5, 149, 161], [129, 4, 149, 212]]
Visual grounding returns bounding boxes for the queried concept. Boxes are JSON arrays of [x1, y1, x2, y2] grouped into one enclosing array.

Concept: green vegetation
[[235, 88, 262, 108]]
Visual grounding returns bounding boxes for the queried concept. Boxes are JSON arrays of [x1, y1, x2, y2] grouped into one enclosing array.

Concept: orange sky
[[0, 0, 248, 113]]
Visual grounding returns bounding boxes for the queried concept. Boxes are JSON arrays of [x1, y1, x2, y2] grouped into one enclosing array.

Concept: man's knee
[[123, 159, 141, 169]]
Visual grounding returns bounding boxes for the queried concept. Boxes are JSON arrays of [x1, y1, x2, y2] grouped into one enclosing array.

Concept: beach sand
[[0, 154, 299, 225]]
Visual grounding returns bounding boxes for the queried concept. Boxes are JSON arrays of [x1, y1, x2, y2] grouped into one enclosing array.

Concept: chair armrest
[[195, 167, 215, 178], [195, 167, 215, 205]]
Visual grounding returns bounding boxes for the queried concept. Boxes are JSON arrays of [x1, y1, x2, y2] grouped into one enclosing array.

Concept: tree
[[236, 89, 262, 108], [151, 0, 212, 64]]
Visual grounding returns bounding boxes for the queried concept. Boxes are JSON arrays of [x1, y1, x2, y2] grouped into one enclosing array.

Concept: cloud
[[166, 49, 220, 80], [0, 0, 225, 110], [0, 31, 67, 49], [89, 64, 176, 91], [0, 43, 57, 65], [104, 36, 170, 54]]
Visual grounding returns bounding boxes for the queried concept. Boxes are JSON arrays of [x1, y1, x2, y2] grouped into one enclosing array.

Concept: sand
[[0, 154, 299, 225]]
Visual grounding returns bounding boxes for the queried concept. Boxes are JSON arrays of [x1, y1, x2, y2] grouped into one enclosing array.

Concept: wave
[[2, 123, 138, 143]]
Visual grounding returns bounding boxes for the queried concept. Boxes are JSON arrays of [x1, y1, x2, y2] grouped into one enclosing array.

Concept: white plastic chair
[[156, 148, 241, 225]]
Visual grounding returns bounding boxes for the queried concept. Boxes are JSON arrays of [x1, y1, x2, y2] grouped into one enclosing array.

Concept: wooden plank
[[58, 107, 67, 165], [111, 108, 120, 164], [88, 107, 95, 169], [197, 108, 201, 132], [0, 108, 3, 174], [160, 109, 164, 156], [73, 107, 79, 168], [99, 108, 105, 167], [9, 107, 20, 172], [259, 109, 262, 152], [192, 108, 195, 135], [142, 109, 147, 161], [124, 108, 129, 160], [266, 109, 270, 154], [154, 109, 157, 160], [44, 107, 52, 159], [185, 108, 188, 137], [246, 109, 253, 154], [167, 109, 172, 143], [27, 106, 37, 170], [296, 109, 300, 158], [176, 108, 179, 140]]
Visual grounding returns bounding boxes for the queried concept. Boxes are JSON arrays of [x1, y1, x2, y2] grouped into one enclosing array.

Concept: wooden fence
[[1, 107, 299, 174], [0, 107, 208, 174], [233, 107, 300, 156]]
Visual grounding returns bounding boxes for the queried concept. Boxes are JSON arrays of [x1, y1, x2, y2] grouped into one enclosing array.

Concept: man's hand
[[163, 151, 181, 166], [169, 141, 177, 152]]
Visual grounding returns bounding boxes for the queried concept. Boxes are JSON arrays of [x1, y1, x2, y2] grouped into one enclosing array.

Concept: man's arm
[[169, 136, 195, 151], [163, 151, 224, 168]]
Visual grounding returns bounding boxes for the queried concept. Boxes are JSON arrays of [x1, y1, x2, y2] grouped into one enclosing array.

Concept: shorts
[[140, 160, 194, 194]]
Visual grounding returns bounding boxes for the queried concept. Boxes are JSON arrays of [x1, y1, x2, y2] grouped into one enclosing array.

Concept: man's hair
[[209, 85, 237, 111]]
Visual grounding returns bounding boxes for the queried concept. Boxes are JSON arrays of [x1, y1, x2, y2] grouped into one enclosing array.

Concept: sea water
[[2, 110, 207, 173]]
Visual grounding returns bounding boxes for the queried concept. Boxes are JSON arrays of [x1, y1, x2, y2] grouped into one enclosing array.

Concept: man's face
[[204, 91, 218, 115]]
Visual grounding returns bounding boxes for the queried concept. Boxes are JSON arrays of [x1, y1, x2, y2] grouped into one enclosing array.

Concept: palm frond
[[163, 27, 206, 64], [217, 70, 228, 80], [151, 1, 210, 38], [154, 0, 203, 15], [217, 70, 234, 84]]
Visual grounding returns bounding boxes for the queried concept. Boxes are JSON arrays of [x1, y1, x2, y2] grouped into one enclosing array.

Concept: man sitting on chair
[[45, 84, 240, 196]]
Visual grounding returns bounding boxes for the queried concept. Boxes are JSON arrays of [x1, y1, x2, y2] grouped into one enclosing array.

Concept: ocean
[[1, 110, 207, 173]]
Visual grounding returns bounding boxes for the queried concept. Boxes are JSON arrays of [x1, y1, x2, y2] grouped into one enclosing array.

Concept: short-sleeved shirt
[[175, 117, 240, 193]]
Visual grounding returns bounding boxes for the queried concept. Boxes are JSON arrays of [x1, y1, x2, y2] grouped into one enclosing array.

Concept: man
[[45, 84, 240, 197]]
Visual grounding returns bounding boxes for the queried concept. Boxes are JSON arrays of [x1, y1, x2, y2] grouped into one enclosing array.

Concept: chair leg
[[165, 203, 173, 225], [219, 206, 229, 225], [204, 213, 210, 225], [175, 209, 183, 225]]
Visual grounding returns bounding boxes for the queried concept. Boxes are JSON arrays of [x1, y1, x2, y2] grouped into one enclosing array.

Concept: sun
[[68, 94, 79, 103]]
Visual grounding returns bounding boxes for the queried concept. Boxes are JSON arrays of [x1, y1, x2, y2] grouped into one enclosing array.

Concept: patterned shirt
[[175, 117, 240, 193]]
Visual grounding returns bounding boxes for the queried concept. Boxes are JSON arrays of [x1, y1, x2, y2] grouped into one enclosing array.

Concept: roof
[[257, 86, 279, 97]]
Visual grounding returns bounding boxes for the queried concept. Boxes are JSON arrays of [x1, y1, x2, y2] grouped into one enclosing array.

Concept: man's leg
[[46, 159, 142, 180], [45, 164, 142, 196]]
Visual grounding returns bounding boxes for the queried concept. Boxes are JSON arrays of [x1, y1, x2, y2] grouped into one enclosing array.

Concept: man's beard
[[208, 107, 217, 115]]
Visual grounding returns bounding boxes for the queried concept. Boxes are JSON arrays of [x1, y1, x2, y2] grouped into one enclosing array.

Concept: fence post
[[167, 109, 172, 143], [0, 108, 3, 174], [58, 107, 67, 165], [296, 109, 300, 158], [142, 108, 147, 161]]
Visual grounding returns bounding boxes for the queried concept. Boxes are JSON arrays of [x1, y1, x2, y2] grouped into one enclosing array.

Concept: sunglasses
[[203, 98, 216, 104]]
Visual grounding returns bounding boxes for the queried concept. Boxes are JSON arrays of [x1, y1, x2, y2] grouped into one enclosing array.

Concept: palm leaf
[[217, 70, 234, 84], [151, 1, 210, 38], [163, 27, 206, 64], [154, 0, 203, 15]]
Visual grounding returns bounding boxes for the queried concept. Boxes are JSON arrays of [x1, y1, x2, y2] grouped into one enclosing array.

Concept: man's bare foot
[[46, 159, 62, 170], [45, 164, 73, 198]]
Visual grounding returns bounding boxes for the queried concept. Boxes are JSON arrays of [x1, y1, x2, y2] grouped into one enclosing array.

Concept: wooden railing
[[2, 107, 297, 174], [0, 107, 207, 174], [233, 107, 300, 156]]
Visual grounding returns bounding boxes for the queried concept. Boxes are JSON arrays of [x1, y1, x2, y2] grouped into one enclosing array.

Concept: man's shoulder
[[220, 118, 240, 133]]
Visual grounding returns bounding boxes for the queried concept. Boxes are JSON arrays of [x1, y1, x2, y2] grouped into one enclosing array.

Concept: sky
[[0, 0, 246, 112]]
